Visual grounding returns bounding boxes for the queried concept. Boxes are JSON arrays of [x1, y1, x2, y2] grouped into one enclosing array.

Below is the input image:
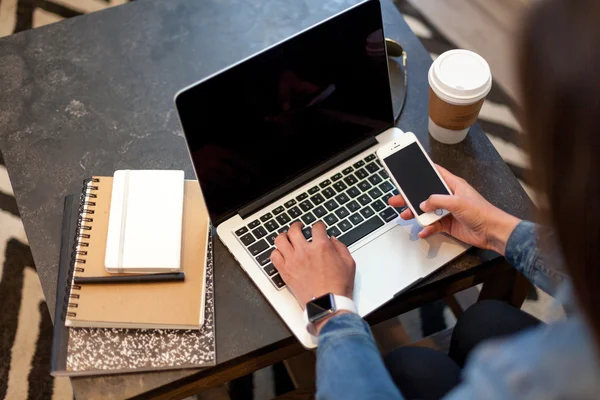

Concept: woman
[[269, 0, 600, 398]]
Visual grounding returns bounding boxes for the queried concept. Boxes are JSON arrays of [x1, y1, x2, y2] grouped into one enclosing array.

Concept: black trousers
[[385, 300, 540, 400]]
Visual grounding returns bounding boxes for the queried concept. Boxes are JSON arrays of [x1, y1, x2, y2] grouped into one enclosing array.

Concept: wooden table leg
[[478, 262, 530, 307]]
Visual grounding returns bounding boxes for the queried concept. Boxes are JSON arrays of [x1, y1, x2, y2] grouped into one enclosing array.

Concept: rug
[[0, 1, 543, 399]]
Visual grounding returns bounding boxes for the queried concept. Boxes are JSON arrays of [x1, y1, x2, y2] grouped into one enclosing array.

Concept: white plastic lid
[[428, 49, 492, 105]]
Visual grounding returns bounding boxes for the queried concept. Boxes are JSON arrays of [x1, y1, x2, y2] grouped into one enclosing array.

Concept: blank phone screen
[[383, 143, 450, 215]]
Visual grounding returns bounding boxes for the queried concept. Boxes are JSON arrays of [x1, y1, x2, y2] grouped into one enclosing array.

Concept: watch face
[[306, 293, 336, 323]]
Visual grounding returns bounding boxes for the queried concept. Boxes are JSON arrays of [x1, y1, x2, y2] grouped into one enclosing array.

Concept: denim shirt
[[316, 221, 600, 399]]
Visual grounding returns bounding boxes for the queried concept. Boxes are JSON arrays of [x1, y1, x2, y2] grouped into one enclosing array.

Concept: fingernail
[[331, 236, 337, 241], [419, 201, 426, 210]]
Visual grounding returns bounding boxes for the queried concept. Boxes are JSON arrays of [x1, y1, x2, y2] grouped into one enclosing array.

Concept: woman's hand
[[389, 165, 521, 255], [271, 222, 356, 309]]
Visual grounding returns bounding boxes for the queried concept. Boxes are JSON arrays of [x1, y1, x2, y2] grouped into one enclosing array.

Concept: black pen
[[74, 272, 185, 285]]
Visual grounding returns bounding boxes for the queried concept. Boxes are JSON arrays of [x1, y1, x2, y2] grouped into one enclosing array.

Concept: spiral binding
[[62, 177, 99, 320]]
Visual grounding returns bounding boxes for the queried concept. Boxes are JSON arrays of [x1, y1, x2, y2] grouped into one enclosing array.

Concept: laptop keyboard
[[234, 153, 401, 290]]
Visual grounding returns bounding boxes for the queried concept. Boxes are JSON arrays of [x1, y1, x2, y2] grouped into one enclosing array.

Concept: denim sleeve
[[317, 313, 403, 400], [504, 220, 569, 296]]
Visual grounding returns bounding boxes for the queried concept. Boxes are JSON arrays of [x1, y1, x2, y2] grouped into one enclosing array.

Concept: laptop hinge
[[239, 136, 378, 219]]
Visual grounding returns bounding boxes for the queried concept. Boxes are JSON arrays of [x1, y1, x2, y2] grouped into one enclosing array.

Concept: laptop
[[175, 0, 469, 348]]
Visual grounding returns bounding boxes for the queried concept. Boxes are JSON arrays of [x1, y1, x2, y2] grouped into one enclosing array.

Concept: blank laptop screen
[[176, 0, 393, 225]]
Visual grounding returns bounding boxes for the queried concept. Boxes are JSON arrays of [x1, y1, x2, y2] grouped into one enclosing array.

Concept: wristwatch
[[303, 293, 357, 335]]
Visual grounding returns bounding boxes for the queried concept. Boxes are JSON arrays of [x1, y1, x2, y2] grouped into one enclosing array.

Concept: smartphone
[[376, 132, 452, 226]]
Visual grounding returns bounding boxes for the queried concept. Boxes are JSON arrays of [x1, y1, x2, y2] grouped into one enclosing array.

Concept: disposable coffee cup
[[428, 49, 492, 144]]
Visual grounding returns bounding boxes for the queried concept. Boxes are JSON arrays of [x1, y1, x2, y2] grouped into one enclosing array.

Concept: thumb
[[330, 237, 355, 268], [420, 194, 463, 214]]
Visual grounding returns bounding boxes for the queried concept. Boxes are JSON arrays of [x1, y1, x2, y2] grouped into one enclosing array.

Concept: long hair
[[519, 0, 600, 344]]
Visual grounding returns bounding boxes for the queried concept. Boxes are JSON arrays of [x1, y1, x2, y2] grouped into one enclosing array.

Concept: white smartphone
[[376, 132, 452, 226]]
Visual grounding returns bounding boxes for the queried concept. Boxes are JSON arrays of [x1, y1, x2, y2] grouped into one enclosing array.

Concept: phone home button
[[434, 209, 444, 216]]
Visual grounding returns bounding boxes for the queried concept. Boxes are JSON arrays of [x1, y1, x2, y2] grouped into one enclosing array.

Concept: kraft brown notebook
[[65, 177, 209, 329]]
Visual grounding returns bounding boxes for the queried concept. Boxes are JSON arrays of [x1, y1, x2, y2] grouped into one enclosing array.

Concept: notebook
[[51, 194, 216, 376], [105, 170, 185, 274], [64, 176, 209, 329]]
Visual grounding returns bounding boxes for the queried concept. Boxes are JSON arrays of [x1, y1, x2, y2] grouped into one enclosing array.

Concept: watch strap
[[303, 295, 357, 336]]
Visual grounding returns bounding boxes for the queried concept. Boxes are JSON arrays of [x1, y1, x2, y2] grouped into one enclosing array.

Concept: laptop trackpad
[[351, 225, 436, 316]]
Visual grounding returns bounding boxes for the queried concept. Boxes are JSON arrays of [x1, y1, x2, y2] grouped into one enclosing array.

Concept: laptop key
[[335, 193, 350, 205], [272, 274, 286, 289], [355, 168, 368, 180], [322, 187, 336, 199], [327, 226, 342, 237], [342, 167, 354, 175], [256, 248, 274, 266], [324, 199, 339, 211], [302, 226, 312, 239], [358, 194, 372, 206], [346, 200, 360, 213], [313, 205, 327, 218], [349, 212, 364, 226], [335, 207, 349, 219], [365, 162, 379, 173], [260, 213, 273, 223], [392, 189, 400, 195], [308, 186, 320, 195], [235, 227, 248, 236], [273, 206, 285, 215], [379, 181, 394, 193], [296, 193, 308, 202], [368, 188, 383, 199], [278, 225, 289, 233], [264, 263, 277, 277], [323, 214, 339, 227], [339, 215, 384, 247], [266, 233, 278, 246], [333, 181, 347, 192], [347, 187, 361, 198], [332, 173, 343, 182], [358, 181, 372, 192], [360, 206, 375, 218], [353, 160, 365, 169], [338, 219, 353, 232], [299, 200, 314, 212], [276, 213, 291, 225], [371, 200, 386, 212], [265, 220, 279, 232], [252, 226, 268, 239], [288, 206, 302, 218], [380, 207, 399, 222], [382, 193, 393, 204], [248, 220, 260, 229], [284, 199, 297, 208], [364, 154, 377, 162], [249, 239, 269, 256], [319, 179, 332, 188], [368, 175, 382, 185], [344, 175, 358, 186], [301, 212, 317, 225], [240, 233, 256, 246], [311, 193, 325, 205], [379, 170, 389, 179]]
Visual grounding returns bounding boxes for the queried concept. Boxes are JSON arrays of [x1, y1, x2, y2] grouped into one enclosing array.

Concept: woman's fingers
[[330, 236, 354, 267], [420, 194, 463, 214], [287, 221, 306, 249], [274, 232, 294, 258], [400, 208, 414, 220], [388, 195, 406, 208], [418, 221, 444, 238]]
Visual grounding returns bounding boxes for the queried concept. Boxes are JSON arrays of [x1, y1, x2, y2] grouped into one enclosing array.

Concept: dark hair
[[519, 0, 600, 344]]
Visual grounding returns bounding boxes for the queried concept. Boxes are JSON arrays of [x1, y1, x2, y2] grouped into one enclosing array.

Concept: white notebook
[[105, 170, 185, 273]]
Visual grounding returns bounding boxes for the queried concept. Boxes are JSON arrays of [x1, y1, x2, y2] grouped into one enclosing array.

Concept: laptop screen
[[176, 0, 393, 225]]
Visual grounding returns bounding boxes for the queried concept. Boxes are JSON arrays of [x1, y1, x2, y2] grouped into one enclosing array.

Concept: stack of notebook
[[51, 172, 216, 377]]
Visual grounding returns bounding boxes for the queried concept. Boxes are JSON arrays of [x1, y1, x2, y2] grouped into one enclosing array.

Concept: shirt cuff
[[504, 220, 539, 268]]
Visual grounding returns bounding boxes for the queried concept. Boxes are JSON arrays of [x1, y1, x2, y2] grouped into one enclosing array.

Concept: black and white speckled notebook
[[51, 194, 216, 377]]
